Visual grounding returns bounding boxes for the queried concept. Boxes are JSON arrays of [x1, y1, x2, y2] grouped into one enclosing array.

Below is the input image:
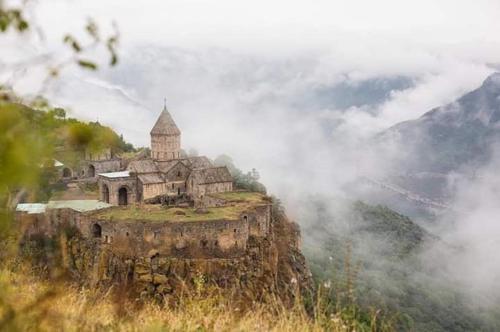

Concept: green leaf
[[77, 60, 98, 71], [16, 19, 28, 32], [63, 35, 81, 53], [85, 19, 99, 41]]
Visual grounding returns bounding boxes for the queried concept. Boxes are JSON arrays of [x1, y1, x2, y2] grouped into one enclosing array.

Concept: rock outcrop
[[64, 207, 313, 303]]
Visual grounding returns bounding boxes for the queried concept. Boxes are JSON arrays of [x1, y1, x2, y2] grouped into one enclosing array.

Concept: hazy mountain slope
[[384, 72, 500, 174], [301, 198, 492, 331]]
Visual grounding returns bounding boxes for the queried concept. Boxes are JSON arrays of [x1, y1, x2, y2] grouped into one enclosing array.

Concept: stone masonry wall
[[81, 218, 249, 259], [81, 159, 122, 178], [62, 206, 313, 304], [78, 204, 271, 259], [151, 135, 181, 161], [99, 177, 138, 205]]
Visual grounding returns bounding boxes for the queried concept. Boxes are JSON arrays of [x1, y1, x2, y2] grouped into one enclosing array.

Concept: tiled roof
[[186, 156, 213, 169], [138, 173, 165, 184], [155, 160, 181, 173], [192, 166, 233, 184], [127, 159, 159, 173], [150, 108, 181, 136]]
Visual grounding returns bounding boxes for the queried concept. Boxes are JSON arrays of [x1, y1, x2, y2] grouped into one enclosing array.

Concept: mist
[[3, 0, 500, 329], [421, 152, 500, 307]]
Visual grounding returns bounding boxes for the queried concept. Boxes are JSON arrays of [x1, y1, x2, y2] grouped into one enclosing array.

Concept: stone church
[[97, 105, 233, 206]]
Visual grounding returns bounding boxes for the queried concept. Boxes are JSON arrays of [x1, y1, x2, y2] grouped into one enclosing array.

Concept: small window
[[154, 231, 160, 239], [177, 171, 181, 177], [92, 223, 102, 238], [126, 232, 129, 236], [171, 183, 174, 189], [234, 228, 237, 233]]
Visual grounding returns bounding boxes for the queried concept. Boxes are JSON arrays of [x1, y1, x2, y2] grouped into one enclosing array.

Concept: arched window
[[88, 164, 95, 177], [118, 187, 128, 206], [102, 184, 109, 203], [62, 168, 72, 178], [92, 223, 102, 238]]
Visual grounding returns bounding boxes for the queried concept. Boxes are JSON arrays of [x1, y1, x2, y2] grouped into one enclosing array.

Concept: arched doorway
[[102, 184, 109, 203], [62, 167, 72, 178], [88, 164, 95, 178], [92, 223, 102, 238], [118, 187, 128, 206]]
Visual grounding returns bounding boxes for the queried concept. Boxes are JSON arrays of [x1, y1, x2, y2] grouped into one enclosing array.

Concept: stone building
[[53, 147, 122, 181], [150, 108, 181, 161], [80, 147, 122, 179], [97, 105, 233, 205]]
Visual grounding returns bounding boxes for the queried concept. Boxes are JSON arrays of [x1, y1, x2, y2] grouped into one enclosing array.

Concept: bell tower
[[150, 101, 181, 161]]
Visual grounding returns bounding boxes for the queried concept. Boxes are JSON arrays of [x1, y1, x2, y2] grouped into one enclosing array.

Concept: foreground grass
[[0, 265, 355, 332]]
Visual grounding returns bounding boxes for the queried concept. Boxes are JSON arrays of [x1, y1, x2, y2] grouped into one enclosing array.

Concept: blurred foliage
[[0, 6, 29, 33], [0, 102, 50, 235], [0, 259, 374, 332], [214, 154, 267, 194], [0, 96, 135, 230], [1, 2, 119, 83]]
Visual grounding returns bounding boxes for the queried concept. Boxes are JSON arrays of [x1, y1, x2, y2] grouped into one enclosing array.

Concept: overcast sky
[[2, 0, 500, 198], [29, 0, 500, 51]]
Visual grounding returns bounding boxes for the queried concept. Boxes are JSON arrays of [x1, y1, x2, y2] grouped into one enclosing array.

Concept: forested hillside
[[0, 93, 134, 207], [302, 198, 498, 331]]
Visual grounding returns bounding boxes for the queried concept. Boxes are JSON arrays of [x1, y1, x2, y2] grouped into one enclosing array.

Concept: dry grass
[[94, 205, 245, 222], [94, 192, 268, 223], [0, 265, 353, 332], [211, 191, 267, 203]]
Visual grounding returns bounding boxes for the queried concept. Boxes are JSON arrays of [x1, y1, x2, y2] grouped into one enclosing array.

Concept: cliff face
[[64, 208, 313, 303]]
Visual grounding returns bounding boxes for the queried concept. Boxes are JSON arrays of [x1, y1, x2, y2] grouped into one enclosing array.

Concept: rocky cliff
[[63, 207, 313, 304]]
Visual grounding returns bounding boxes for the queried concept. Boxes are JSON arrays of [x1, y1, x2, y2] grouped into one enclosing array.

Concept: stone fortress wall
[[18, 200, 272, 260], [81, 204, 271, 259]]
